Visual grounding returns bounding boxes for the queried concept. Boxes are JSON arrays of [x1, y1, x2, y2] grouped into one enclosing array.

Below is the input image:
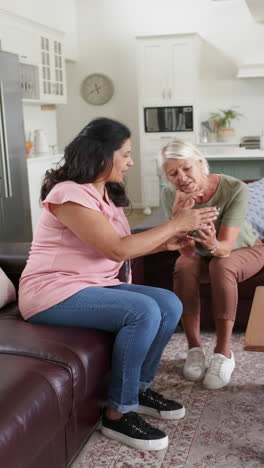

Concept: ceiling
[[211, 1, 264, 22], [245, 0, 264, 22]]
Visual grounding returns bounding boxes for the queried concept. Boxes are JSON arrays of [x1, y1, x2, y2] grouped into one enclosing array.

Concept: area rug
[[70, 332, 264, 468]]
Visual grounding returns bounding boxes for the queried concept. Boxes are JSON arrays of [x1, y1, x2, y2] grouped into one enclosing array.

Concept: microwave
[[144, 106, 193, 133]]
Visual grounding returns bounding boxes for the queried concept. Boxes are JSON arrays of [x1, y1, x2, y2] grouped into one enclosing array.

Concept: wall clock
[[81, 73, 114, 105]]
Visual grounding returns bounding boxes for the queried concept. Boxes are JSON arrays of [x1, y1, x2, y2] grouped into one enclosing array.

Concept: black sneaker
[[101, 411, 168, 451], [137, 388, 185, 420]]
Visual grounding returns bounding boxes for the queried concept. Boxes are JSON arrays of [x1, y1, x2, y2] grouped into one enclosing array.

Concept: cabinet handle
[[168, 89, 172, 99], [162, 89, 166, 99]]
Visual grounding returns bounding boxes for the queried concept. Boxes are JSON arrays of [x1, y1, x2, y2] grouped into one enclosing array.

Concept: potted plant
[[209, 108, 243, 142]]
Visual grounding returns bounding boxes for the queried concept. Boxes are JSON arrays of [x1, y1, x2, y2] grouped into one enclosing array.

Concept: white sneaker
[[203, 351, 235, 390], [183, 347, 206, 382]]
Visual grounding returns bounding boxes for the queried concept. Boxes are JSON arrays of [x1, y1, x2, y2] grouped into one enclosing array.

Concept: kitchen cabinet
[[0, 22, 40, 65], [206, 152, 264, 180], [0, 0, 77, 61], [27, 154, 62, 231], [39, 34, 66, 104], [0, 10, 67, 104], [19, 62, 40, 100], [137, 33, 201, 106], [136, 33, 201, 211]]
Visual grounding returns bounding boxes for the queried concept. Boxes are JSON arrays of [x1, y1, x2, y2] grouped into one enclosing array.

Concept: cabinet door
[[137, 40, 169, 106], [39, 35, 67, 104], [169, 36, 198, 102], [20, 63, 40, 100], [0, 23, 40, 65]]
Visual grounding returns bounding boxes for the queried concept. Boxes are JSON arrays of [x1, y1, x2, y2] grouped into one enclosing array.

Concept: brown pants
[[173, 239, 264, 321]]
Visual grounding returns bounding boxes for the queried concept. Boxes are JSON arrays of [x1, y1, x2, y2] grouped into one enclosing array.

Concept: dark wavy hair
[[40, 117, 131, 206]]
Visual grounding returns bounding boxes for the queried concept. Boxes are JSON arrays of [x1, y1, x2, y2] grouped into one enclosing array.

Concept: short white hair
[[161, 138, 209, 175]]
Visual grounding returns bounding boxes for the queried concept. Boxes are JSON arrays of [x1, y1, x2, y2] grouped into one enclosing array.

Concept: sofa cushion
[[0, 267, 16, 308], [247, 178, 264, 240], [0, 354, 71, 468], [0, 318, 113, 405]]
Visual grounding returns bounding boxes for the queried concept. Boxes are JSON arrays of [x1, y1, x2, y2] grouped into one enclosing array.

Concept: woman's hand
[[163, 236, 195, 251], [179, 238, 197, 257], [187, 221, 217, 251], [173, 207, 219, 235], [172, 191, 195, 216], [187, 223, 240, 257], [172, 189, 204, 216]]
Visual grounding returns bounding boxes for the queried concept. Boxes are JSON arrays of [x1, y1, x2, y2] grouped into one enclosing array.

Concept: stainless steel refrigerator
[[0, 50, 32, 241]]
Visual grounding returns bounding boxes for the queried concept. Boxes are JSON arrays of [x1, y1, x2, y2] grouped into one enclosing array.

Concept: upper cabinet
[[0, 0, 78, 61], [40, 35, 66, 103], [137, 34, 202, 106], [0, 22, 40, 65], [0, 10, 67, 104]]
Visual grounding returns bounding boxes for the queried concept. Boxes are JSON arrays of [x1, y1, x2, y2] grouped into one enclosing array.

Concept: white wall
[[56, 0, 264, 206]]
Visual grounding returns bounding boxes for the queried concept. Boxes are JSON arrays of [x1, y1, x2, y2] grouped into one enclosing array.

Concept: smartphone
[[188, 230, 199, 237]]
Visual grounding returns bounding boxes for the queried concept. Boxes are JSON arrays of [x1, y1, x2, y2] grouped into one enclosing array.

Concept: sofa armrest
[[0, 242, 31, 290]]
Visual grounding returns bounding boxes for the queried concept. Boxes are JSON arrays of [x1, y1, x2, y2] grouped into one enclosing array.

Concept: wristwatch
[[209, 240, 220, 254]]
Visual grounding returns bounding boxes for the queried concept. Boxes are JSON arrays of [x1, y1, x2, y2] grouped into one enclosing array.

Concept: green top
[[161, 173, 258, 257]]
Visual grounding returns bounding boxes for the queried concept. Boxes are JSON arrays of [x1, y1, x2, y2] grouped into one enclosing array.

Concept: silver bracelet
[[209, 240, 220, 254]]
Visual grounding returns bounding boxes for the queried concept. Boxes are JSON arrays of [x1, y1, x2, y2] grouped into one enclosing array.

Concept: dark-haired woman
[[19, 118, 218, 451]]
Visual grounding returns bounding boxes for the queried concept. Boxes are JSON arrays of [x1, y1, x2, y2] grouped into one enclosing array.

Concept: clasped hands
[[168, 189, 218, 252]]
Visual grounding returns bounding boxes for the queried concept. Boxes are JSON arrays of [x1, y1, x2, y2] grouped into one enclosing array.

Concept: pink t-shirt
[[19, 181, 131, 320]]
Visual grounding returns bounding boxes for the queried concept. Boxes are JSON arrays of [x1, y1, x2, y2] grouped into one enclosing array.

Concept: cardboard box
[[244, 286, 264, 352]]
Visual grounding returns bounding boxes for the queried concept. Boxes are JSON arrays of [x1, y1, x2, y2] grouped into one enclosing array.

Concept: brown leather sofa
[[1, 223, 262, 466], [0, 242, 113, 468]]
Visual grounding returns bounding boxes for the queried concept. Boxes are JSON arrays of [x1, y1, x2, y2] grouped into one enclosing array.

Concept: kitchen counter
[[26, 154, 64, 231], [206, 149, 264, 160], [205, 149, 264, 181], [27, 153, 64, 163]]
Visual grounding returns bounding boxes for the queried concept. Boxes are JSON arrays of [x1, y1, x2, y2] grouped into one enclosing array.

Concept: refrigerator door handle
[[0, 81, 12, 198]]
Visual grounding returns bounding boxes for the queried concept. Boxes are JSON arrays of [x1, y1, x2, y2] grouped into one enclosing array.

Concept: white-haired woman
[[161, 138, 264, 390]]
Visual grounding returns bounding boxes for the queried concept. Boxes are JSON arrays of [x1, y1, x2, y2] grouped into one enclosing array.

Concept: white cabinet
[[0, 23, 40, 65], [27, 155, 62, 231], [0, 11, 67, 104], [136, 34, 202, 211], [39, 34, 67, 104], [137, 34, 201, 106]]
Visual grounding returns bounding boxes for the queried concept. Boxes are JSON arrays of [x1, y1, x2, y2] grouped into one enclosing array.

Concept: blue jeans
[[28, 283, 182, 413]]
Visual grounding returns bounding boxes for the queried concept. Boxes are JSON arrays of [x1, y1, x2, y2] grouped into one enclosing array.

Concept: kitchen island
[[205, 149, 264, 180]]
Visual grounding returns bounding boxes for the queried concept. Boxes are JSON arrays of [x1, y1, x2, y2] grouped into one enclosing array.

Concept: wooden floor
[[124, 208, 147, 227]]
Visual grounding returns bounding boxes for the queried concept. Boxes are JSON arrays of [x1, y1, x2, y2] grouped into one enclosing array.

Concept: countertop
[[26, 149, 264, 163], [26, 153, 63, 163], [206, 149, 264, 160]]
